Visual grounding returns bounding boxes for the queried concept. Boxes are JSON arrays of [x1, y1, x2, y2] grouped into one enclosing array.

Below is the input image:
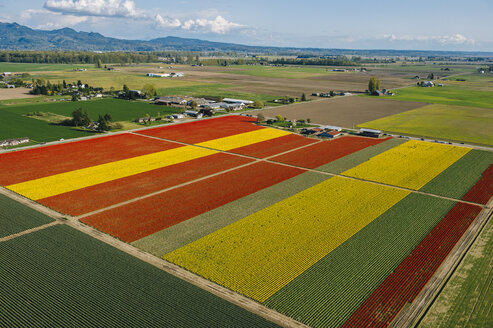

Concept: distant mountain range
[[1, 22, 492, 57]]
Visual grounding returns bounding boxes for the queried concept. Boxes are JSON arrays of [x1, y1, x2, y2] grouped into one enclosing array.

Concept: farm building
[[146, 73, 170, 78], [318, 130, 342, 138], [155, 96, 188, 106], [359, 128, 382, 138], [188, 98, 212, 107], [223, 98, 254, 105], [323, 125, 342, 132], [0, 137, 29, 147], [2, 72, 12, 77]]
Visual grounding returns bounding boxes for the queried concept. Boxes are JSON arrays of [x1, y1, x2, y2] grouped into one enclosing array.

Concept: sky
[[1, 0, 492, 51]]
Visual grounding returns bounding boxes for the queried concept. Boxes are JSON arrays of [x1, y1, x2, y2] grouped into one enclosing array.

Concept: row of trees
[[0, 51, 160, 64]]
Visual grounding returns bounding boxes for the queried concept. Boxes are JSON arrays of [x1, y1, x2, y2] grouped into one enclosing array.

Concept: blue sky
[[1, 0, 492, 51]]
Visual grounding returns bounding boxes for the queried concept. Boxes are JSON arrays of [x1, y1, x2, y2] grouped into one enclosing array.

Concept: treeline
[[0, 51, 159, 64], [271, 56, 359, 66]]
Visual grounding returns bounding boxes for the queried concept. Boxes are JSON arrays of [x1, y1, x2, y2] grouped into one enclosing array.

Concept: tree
[[427, 73, 435, 80], [71, 108, 91, 127], [142, 84, 157, 99], [71, 94, 78, 102], [257, 113, 265, 122], [368, 77, 380, 95], [122, 84, 130, 97], [97, 115, 110, 132], [97, 58, 103, 69], [276, 115, 284, 122], [307, 118, 311, 123], [103, 113, 112, 122], [301, 93, 307, 101], [253, 100, 264, 109], [190, 100, 198, 109]]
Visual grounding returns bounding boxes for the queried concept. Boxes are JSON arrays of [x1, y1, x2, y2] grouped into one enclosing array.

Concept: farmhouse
[[2, 72, 12, 77]]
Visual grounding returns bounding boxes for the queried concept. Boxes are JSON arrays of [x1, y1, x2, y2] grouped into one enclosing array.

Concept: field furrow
[[0, 133, 176, 186], [164, 177, 410, 302], [136, 115, 261, 143], [39, 153, 253, 216], [420, 149, 493, 199], [264, 194, 455, 328], [81, 162, 304, 243], [342, 140, 470, 190], [342, 202, 482, 327], [269, 136, 389, 169]]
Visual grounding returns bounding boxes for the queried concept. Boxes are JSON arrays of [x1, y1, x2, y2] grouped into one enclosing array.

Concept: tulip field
[[1, 115, 492, 328]]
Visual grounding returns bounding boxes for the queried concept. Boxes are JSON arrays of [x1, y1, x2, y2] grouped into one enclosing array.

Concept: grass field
[[158, 83, 280, 104], [389, 85, 493, 108], [0, 224, 279, 327], [228, 65, 333, 79], [359, 104, 493, 146], [30, 69, 202, 90], [0, 193, 54, 238], [419, 216, 493, 328], [0, 62, 94, 72], [0, 98, 180, 142]]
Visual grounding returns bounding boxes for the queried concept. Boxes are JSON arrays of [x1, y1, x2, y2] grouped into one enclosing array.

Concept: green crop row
[[420, 149, 493, 200], [0, 224, 279, 327], [264, 193, 455, 328], [0, 193, 54, 238]]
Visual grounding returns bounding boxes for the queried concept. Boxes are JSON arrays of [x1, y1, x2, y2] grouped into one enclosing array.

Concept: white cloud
[[154, 14, 243, 34], [155, 14, 181, 28], [42, 1, 245, 34], [44, 0, 145, 18], [181, 16, 243, 34], [381, 33, 474, 45], [20, 9, 89, 29]]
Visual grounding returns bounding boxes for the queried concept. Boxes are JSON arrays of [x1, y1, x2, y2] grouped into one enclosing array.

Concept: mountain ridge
[[1, 22, 492, 57]]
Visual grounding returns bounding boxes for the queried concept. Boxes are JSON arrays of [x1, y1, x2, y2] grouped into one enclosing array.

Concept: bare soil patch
[[258, 96, 428, 127], [0, 88, 37, 100]]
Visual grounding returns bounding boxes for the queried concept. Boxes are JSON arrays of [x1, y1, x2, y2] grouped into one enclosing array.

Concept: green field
[[0, 62, 94, 72], [228, 65, 333, 79], [30, 68, 201, 90], [420, 150, 493, 199], [0, 99, 180, 142], [264, 193, 455, 328], [359, 104, 493, 146], [0, 224, 279, 327], [158, 83, 280, 104], [419, 216, 493, 328], [389, 85, 493, 108], [0, 193, 54, 238]]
